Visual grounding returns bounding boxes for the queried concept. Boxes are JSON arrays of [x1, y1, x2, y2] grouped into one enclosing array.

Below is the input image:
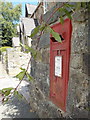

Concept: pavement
[[0, 61, 38, 119]]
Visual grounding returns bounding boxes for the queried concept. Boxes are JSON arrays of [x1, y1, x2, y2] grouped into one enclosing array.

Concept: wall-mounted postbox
[[50, 18, 72, 111]]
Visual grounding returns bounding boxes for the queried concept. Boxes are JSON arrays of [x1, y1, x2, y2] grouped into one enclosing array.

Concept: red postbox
[[50, 18, 72, 111]]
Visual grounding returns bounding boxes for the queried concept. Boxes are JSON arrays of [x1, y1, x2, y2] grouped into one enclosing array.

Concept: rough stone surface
[[1, 51, 8, 71], [38, 32, 50, 48], [66, 9, 89, 118], [70, 19, 88, 54]]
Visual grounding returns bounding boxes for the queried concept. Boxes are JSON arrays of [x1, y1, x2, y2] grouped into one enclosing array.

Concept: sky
[[5, 0, 38, 2], [4, 0, 38, 17]]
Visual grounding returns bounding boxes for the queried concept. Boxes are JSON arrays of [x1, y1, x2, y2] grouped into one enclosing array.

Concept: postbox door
[[50, 49, 67, 111], [50, 18, 72, 111]]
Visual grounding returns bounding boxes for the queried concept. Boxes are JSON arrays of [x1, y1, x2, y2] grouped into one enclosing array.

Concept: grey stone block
[[38, 32, 50, 48]]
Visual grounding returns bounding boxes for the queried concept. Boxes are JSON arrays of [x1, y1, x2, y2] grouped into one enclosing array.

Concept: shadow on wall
[[83, 53, 90, 76]]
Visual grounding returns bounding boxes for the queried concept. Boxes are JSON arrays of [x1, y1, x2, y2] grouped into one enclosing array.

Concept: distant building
[[19, 3, 40, 51], [30, 2, 44, 24], [12, 37, 20, 47], [25, 3, 37, 17], [19, 18, 35, 51], [17, 25, 20, 34]]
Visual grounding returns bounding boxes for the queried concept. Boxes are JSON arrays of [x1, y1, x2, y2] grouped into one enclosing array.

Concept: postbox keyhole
[[57, 50, 60, 55]]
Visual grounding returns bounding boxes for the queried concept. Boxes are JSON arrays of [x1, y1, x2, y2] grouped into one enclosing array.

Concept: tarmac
[[0, 62, 38, 119]]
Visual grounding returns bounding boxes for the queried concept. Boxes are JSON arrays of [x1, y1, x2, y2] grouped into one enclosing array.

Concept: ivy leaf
[[75, 2, 81, 10], [29, 23, 46, 38], [65, 3, 75, 8], [60, 16, 64, 24], [63, 8, 72, 20], [26, 72, 34, 81], [14, 90, 18, 95], [49, 27, 61, 42], [20, 43, 37, 57], [20, 43, 42, 60], [64, 3, 75, 12], [20, 43, 31, 53], [20, 67, 26, 71], [2, 88, 14, 92], [40, 24, 46, 31], [5, 91, 11, 96], [81, 2, 86, 8], [30, 25, 40, 38], [58, 7, 64, 12], [1, 87, 14, 96], [3, 98, 9, 103], [26, 47, 37, 58], [16, 70, 26, 80], [14, 90, 23, 99]]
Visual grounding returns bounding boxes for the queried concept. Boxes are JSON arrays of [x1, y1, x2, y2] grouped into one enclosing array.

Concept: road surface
[[0, 62, 38, 119]]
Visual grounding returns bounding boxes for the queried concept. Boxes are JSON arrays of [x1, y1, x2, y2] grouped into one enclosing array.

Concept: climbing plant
[[0, 1, 90, 102]]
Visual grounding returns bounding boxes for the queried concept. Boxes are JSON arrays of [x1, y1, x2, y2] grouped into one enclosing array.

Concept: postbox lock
[[57, 50, 60, 55], [51, 93, 56, 97]]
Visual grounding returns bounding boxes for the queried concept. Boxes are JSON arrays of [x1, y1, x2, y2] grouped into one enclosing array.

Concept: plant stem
[[35, 2, 66, 45], [14, 57, 31, 91], [46, 2, 66, 24]]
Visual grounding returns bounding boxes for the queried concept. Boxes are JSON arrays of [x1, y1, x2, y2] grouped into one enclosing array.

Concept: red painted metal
[[50, 18, 72, 111]]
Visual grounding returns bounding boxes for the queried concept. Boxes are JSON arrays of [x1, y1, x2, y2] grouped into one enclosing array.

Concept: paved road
[[0, 62, 38, 119]]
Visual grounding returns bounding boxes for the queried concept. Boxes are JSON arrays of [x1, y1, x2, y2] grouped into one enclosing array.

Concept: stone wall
[[1, 47, 30, 76], [1, 51, 8, 73], [66, 8, 89, 118], [29, 3, 89, 118]]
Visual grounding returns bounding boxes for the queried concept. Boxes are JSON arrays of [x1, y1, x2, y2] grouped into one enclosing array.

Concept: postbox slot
[[59, 35, 64, 41], [51, 37, 57, 42], [51, 35, 64, 42]]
